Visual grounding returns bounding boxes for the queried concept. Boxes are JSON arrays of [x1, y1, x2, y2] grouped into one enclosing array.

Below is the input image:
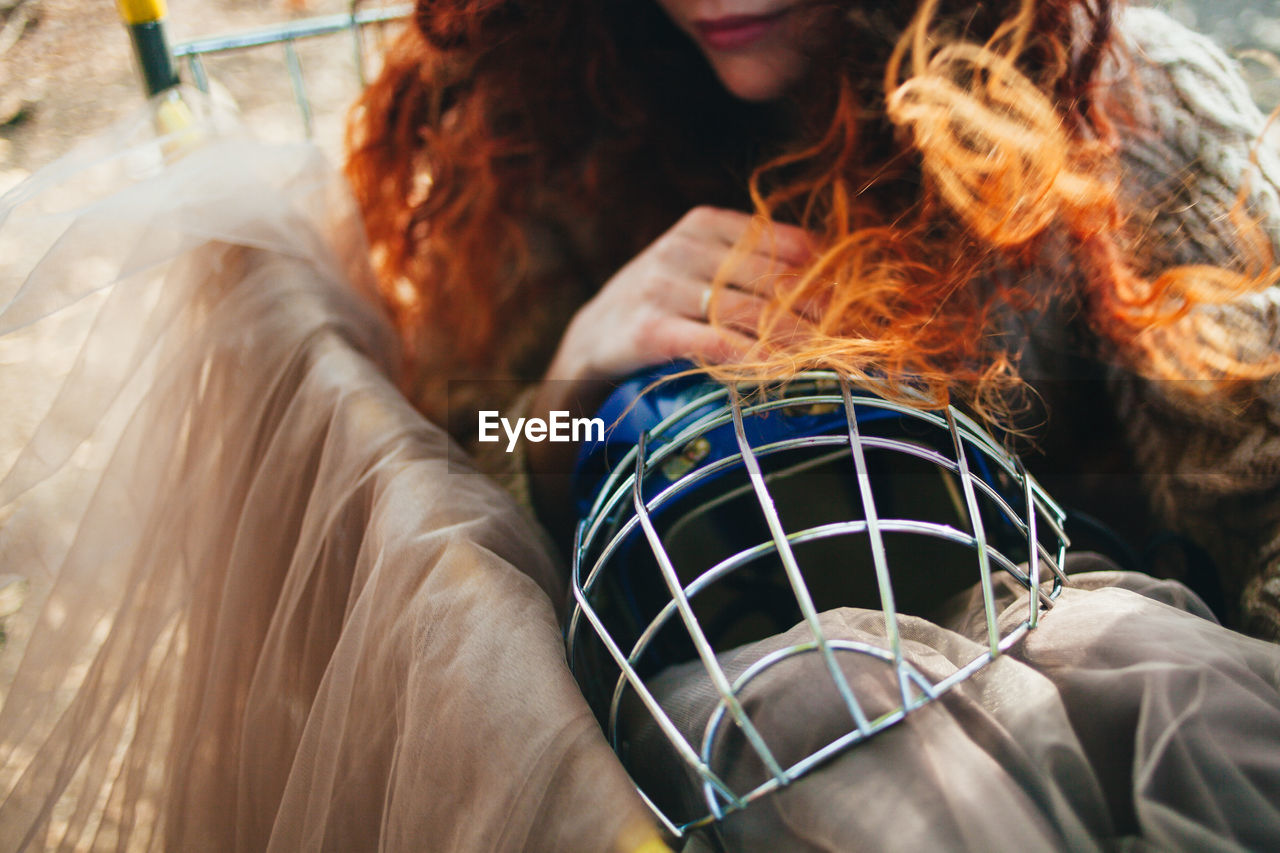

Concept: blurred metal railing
[[117, 0, 411, 139]]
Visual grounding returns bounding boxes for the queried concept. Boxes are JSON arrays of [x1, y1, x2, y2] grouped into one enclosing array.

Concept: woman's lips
[[693, 9, 790, 51]]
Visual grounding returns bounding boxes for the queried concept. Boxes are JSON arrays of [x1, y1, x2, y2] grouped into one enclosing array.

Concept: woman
[[1, 0, 1279, 850], [346, 0, 1280, 640], [344, 3, 1280, 844]]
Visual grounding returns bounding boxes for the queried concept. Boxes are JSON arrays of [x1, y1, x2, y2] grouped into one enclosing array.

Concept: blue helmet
[[565, 364, 1069, 839]]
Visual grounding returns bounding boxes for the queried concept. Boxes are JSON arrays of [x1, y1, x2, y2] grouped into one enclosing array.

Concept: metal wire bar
[[282, 38, 313, 137], [578, 385, 736, 527], [163, 3, 410, 133], [631, 430, 789, 786], [840, 378, 912, 712], [947, 407, 1001, 656], [568, 561, 741, 810], [351, 15, 368, 88], [1018, 456, 1043, 628], [170, 5, 412, 58], [696, 639, 940, 825], [728, 387, 873, 734], [187, 54, 209, 93]]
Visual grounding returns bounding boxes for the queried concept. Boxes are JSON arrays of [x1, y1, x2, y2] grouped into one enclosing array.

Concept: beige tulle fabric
[[0, 97, 660, 852], [629, 564, 1280, 851]]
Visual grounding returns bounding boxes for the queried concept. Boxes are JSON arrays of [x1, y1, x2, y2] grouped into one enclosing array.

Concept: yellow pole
[[116, 0, 177, 96], [115, 0, 167, 26]]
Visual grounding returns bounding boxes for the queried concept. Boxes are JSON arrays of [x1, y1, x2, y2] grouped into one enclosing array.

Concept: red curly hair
[[345, 0, 1278, 427]]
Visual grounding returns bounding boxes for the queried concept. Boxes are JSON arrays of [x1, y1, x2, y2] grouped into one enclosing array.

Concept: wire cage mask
[[565, 369, 1070, 838]]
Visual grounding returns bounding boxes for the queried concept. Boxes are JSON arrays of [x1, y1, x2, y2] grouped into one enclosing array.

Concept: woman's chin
[[711, 55, 806, 102]]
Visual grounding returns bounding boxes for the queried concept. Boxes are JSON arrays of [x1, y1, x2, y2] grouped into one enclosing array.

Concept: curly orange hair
[[345, 0, 1278, 425]]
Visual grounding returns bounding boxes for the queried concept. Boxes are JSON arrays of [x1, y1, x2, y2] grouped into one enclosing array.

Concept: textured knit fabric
[[1093, 7, 1280, 637]]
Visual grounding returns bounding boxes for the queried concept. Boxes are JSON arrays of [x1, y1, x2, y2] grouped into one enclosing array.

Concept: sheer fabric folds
[[0, 102, 658, 852], [632, 565, 1280, 851]]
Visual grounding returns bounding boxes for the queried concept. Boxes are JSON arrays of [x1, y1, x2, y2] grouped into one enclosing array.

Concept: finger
[[676, 279, 715, 321], [675, 278, 769, 330], [713, 251, 804, 296], [675, 206, 756, 248], [647, 316, 754, 366], [718, 255, 834, 325], [745, 220, 814, 266], [656, 235, 806, 298], [677, 276, 822, 339], [653, 229, 737, 283], [678, 206, 814, 265], [694, 324, 755, 365], [706, 287, 769, 334]]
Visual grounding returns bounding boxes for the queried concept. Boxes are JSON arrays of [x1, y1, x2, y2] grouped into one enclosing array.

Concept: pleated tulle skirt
[[0, 93, 657, 852], [2, 93, 1280, 852]]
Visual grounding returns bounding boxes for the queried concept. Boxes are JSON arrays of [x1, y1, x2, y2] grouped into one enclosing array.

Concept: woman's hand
[[544, 205, 813, 389], [527, 206, 812, 536]]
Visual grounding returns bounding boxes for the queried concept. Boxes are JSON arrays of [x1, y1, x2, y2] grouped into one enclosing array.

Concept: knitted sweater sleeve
[[1106, 7, 1280, 636]]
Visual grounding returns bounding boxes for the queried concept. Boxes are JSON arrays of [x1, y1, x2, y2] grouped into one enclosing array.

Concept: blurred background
[[0, 0, 406, 193], [0, 0, 1277, 198], [1161, 0, 1280, 105]]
